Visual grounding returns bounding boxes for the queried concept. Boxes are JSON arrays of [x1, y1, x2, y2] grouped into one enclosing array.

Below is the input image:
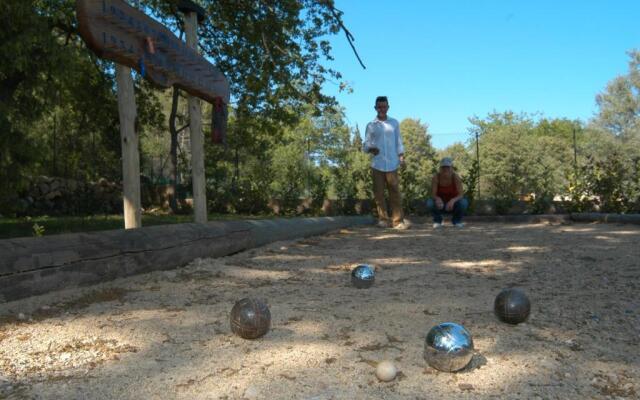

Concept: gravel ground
[[1, 221, 639, 399]]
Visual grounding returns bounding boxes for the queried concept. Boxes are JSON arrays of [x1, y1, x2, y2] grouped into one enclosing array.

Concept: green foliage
[[32, 222, 45, 237], [565, 169, 592, 212], [581, 152, 637, 212], [203, 106, 356, 215], [196, 0, 344, 118], [330, 127, 370, 204], [1, 0, 351, 217], [526, 137, 567, 213], [438, 143, 473, 175], [470, 112, 531, 207], [462, 111, 631, 215], [0, 0, 63, 211], [3, 2, 640, 222], [145, 0, 350, 171], [0, 0, 167, 215], [564, 138, 640, 213], [462, 158, 479, 211], [229, 176, 270, 215], [399, 119, 436, 212], [469, 111, 577, 213], [595, 50, 640, 140], [269, 142, 309, 210], [204, 137, 271, 215], [590, 49, 640, 212]]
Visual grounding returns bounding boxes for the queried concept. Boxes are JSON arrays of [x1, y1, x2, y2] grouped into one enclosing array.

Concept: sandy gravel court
[[1, 221, 639, 399]]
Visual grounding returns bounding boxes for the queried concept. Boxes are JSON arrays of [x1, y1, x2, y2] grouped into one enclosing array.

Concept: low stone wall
[[0, 216, 374, 303], [408, 214, 571, 224], [16, 176, 187, 216], [264, 198, 374, 216], [466, 214, 571, 223], [570, 213, 640, 224], [17, 176, 123, 216], [412, 213, 640, 225]]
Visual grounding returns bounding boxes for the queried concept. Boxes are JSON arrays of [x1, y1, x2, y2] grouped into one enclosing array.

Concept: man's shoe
[[453, 222, 465, 228], [393, 220, 411, 230], [432, 222, 443, 229]]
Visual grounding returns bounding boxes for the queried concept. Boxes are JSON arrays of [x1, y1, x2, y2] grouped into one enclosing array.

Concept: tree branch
[[261, 31, 277, 67], [177, 124, 190, 133], [322, 2, 366, 69]]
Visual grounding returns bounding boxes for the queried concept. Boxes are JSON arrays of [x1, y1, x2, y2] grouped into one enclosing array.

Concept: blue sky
[[324, 1, 640, 149]]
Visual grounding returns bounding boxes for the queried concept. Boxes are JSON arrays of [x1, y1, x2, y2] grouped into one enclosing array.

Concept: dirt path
[[1, 221, 639, 399]]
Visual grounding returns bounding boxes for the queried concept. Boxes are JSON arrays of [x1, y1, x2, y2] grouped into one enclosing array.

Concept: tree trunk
[[233, 145, 239, 191], [168, 87, 180, 213], [52, 109, 58, 176]]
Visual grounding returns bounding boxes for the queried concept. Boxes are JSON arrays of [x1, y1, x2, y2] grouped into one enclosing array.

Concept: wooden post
[[475, 130, 481, 199], [573, 127, 578, 173], [116, 64, 142, 228], [184, 11, 207, 223]]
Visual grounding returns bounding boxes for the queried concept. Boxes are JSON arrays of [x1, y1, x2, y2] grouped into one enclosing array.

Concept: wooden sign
[[77, 0, 230, 104]]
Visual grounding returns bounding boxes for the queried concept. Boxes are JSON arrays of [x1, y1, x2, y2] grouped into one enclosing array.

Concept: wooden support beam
[[115, 64, 142, 229], [0, 216, 375, 302], [184, 11, 207, 223]]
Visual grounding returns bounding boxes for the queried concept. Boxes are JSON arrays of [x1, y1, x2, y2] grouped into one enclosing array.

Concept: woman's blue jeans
[[426, 198, 469, 224]]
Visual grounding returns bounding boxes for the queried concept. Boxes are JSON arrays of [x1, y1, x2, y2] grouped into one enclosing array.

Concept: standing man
[[363, 96, 410, 230]]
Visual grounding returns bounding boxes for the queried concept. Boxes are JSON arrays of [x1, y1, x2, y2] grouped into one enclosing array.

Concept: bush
[[574, 152, 636, 213]]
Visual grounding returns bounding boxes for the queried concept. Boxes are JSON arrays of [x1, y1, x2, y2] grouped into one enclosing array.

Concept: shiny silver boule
[[424, 322, 474, 372], [351, 264, 375, 289]]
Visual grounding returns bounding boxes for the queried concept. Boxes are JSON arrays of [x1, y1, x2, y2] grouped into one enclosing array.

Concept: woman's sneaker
[[377, 220, 390, 228], [432, 222, 443, 229], [453, 222, 465, 228]]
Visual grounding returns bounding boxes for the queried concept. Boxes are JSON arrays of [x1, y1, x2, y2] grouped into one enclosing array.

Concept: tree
[[0, 0, 67, 211], [346, 125, 372, 202], [398, 119, 436, 211], [1, 0, 359, 217], [438, 142, 472, 177], [326, 117, 368, 207], [142, 0, 359, 214], [0, 0, 166, 215], [469, 112, 574, 212], [144, 0, 355, 154], [595, 50, 640, 142]]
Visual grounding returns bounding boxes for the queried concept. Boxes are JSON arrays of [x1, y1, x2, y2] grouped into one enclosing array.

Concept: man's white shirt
[[363, 116, 404, 172]]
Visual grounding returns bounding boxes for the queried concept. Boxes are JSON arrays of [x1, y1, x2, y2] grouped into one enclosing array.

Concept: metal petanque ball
[[494, 288, 531, 325], [424, 322, 474, 372], [230, 298, 271, 339], [351, 264, 375, 289]]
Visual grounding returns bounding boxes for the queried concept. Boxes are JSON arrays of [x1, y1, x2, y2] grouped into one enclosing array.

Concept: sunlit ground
[[1, 221, 639, 399]]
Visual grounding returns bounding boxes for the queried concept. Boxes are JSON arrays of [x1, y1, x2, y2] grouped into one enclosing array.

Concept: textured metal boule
[[494, 288, 531, 324], [230, 298, 271, 339]]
